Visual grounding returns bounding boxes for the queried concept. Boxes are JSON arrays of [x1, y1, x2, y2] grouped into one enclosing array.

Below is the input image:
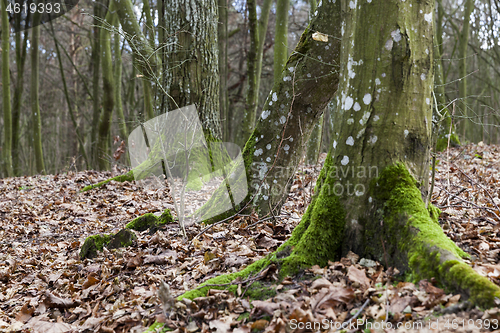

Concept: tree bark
[[458, 0, 474, 139], [113, 12, 128, 143], [31, 8, 45, 174], [274, 0, 289, 85], [97, 3, 116, 170], [1, 0, 13, 177], [164, 0, 221, 140]]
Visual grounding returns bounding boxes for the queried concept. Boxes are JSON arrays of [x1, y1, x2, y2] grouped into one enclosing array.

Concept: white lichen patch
[[345, 96, 354, 110], [280, 116, 286, 124], [346, 136, 354, 146], [391, 29, 402, 42], [333, 140, 337, 149], [356, 127, 366, 139], [360, 111, 370, 125], [272, 92, 278, 102], [404, 129, 409, 138], [283, 76, 291, 82], [261, 110, 271, 119], [288, 66, 295, 73], [375, 78, 381, 85], [424, 12, 432, 23], [426, 98, 430, 105], [266, 157, 271, 162], [369, 135, 378, 144], [421, 73, 426, 81], [266, 144, 271, 150], [283, 144, 290, 151], [363, 93, 372, 105], [347, 118, 354, 125], [353, 102, 361, 111], [341, 156, 349, 165], [373, 115, 380, 121], [254, 148, 263, 156], [385, 39, 393, 51]]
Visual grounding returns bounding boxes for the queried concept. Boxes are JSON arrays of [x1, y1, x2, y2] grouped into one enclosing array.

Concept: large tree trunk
[[181, 0, 500, 309], [279, 0, 500, 307], [1, 0, 13, 177]]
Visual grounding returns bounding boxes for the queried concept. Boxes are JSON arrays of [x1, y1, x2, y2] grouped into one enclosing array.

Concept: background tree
[[1, 0, 13, 176]]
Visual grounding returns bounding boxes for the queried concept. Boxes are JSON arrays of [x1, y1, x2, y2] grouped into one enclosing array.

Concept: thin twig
[[336, 298, 370, 332]]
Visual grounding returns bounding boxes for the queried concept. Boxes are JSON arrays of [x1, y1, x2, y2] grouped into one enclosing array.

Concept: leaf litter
[[0, 145, 500, 332]]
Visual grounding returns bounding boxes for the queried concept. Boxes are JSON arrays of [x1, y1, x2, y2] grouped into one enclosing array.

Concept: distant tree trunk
[[90, 0, 104, 169], [11, 12, 30, 176], [97, 4, 116, 170], [274, 0, 289, 85], [164, 0, 221, 140], [31, 9, 45, 174], [218, 0, 229, 141], [142, 0, 155, 120], [237, 0, 259, 148], [1, 0, 13, 177], [50, 21, 90, 169], [113, 12, 128, 142], [458, 0, 474, 140]]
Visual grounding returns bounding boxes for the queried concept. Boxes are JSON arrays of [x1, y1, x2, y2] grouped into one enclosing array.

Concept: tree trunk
[[274, 0, 289, 85], [1, 0, 13, 177], [198, 0, 342, 222], [113, 12, 128, 142], [458, 0, 474, 140], [218, 0, 228, 141], [11, 11, 29, 176], [97, 3, 115, 170], [90, 0, 104, 169], [164, 0, 221, 140], [182, 0, 500, 309], [237, 0, 259, 148], [305, 114, 323, 165], [31, 9, 45, 174], [279, 0, 500, 307]]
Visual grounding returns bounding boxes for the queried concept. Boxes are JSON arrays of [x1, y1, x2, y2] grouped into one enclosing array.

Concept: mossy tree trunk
[[113, 12, 128, 142], [218, 0, 228, 141], [1, 0, 13, 177], [31, 9, 45, 174], [164, 0, 221, 140], [184, 0, 500, 309], [198, 0, 342, 222], [280, 0, 500, 307]]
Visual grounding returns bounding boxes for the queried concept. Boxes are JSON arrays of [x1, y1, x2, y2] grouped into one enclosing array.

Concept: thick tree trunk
[[278, 0, 500, 307], [31, 9, 45, 174], [113, 13, 128, 142], [218, 0, 228, 141], [1, 0, 13, 177]]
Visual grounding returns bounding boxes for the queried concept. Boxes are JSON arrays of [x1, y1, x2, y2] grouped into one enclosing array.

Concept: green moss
[[107, 229, 137, 249], [159, 209, 174, 225], [126, 213, 159, 231], [244, 281, 277, 300], [278, 152, 345, 277], [179, 254, 272, 300], [80, 170, 134, 192], [427, 203, 441, 225], [144, 322, 171, 332], [436, 133, 460, 152], [79, 234, 113, 259], [372, 163, 500, 308]]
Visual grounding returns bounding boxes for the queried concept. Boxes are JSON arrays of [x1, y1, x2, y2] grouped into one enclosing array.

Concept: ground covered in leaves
[[2, 144, 500, 332]]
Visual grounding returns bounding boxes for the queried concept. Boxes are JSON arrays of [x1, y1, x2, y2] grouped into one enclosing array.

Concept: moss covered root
[[374, 163, 500, 308], [80, 170, 134, 192], [125, 209, 174, 232]]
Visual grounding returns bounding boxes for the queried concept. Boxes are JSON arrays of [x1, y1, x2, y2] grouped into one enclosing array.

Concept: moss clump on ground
[[126, 210, 174, 232], [107, 229, 137, 249], [79, 234, 112, 259]]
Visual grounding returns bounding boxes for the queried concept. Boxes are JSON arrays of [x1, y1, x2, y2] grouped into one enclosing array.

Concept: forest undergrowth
[[2, 144, 500, 332]]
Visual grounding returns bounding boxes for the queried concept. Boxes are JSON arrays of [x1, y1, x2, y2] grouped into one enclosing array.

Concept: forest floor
[[2, 143, 500, 333]]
